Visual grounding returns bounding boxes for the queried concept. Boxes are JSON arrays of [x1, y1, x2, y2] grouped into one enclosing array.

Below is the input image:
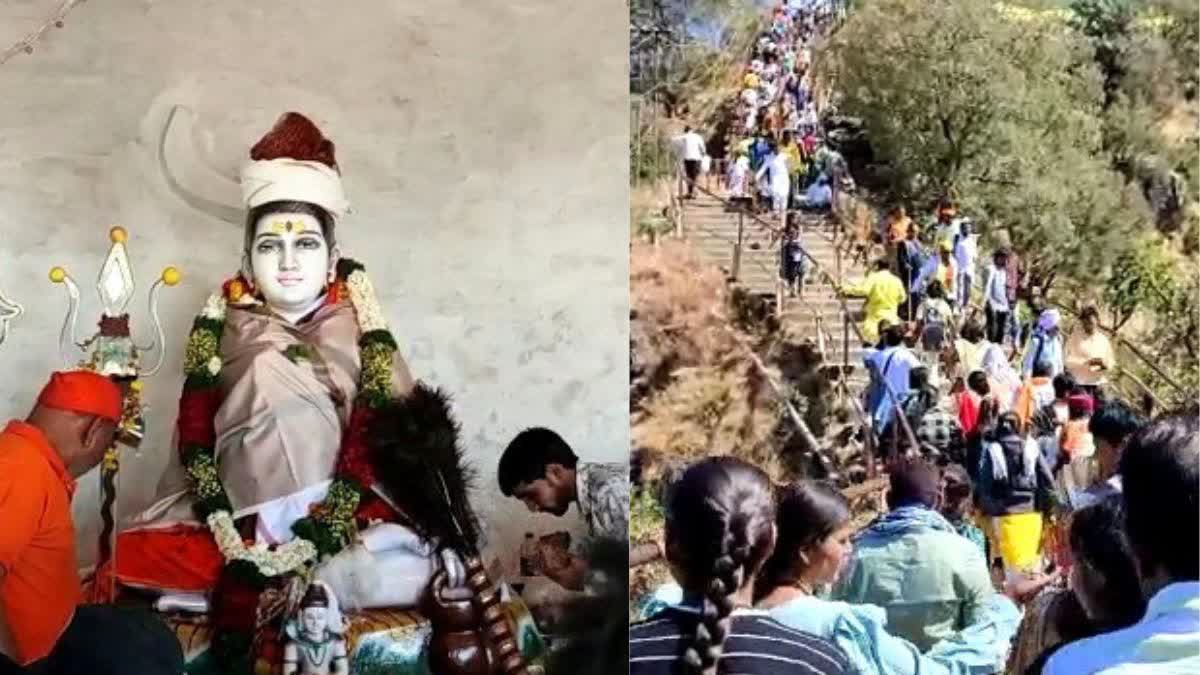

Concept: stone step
[[686, 223, 837, 233], [683, 218, 837, 230], [681, 209, 874, 403], [784, 321, 866, 342], [736, 275, 856, 293], [684, 224, 840, 238], [786, 313, 866, 324], [695, 243, 849, 256], [783, 294, 866, 305], [692, 241, 847, 257], [797, 333, 870, 351]]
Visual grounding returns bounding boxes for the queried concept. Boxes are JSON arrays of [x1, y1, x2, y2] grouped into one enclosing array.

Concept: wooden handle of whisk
[[464, 556, 530, 675]]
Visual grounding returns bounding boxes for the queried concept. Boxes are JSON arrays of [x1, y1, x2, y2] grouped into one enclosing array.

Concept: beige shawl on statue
[[128, 299, 414, 531]]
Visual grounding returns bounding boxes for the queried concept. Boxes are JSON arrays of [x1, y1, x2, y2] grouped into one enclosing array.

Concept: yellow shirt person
[[781, 140, 803, 174], [841, 261, 907, 344]]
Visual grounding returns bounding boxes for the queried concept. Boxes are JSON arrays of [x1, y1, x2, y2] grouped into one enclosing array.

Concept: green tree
[[1099, 237, 1199, 406], [1141, 0, 1198, 98], [1103, 236, 1178, 329], [1068, 0, 1136, 105], [819, 0, 1147, 290], [1067, 0, 1196, 228]]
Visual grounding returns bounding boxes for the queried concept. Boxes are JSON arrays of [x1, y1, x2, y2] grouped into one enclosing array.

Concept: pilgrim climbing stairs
[[678, 188, 871, 394]]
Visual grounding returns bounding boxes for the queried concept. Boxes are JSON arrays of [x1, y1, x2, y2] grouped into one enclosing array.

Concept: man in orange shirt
[[0, 371, 182, 674]]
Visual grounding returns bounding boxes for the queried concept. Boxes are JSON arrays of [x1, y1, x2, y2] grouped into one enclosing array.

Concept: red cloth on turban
[[250, 111, 338, 170], [37, 371, 122, 422]]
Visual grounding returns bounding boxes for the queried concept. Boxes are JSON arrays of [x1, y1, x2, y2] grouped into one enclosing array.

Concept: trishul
[[48, 225, 180, 600], [49, 225, 180, 383]]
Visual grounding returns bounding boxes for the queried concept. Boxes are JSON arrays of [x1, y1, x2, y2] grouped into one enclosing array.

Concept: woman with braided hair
[[629, 456, 852, 675]]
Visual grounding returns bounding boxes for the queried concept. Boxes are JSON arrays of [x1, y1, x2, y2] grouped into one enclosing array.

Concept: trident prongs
[[136, 267, 180, 377], [51, 227, 179, 376], [48, 266, 85, 367]]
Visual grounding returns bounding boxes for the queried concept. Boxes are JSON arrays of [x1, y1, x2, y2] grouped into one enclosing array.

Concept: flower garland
[[178, 259, 398, 577], [206, 511, 316, 578]]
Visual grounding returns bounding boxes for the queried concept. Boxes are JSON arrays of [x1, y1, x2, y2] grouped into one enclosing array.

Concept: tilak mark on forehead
[[269, 220, 310, 235]]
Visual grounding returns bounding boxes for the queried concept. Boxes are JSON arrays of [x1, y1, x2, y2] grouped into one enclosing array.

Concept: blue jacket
[[1021, 329, 1064, 377], [832, 507, 994, 651], [769, 593, 1019, 675], [750, 138, 772, 170]]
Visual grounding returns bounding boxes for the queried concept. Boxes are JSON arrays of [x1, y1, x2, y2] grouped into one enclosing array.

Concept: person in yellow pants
[[994, 510, 1044, 575], [977, 412, 1057, 583]]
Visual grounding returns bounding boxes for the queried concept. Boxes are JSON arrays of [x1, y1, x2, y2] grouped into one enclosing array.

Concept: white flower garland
[[345, 270, 388, 333], [200, 293, 227, 320], [207, 511, 317, 578]]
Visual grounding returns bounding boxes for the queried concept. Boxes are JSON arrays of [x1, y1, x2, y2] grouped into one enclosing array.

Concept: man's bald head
[[27, 371, 122, 477], [27, 405, 117, 478]]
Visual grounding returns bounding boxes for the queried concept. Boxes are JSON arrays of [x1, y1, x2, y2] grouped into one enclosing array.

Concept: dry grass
[[630, 239, 741, 401], [631, 180, 681, 245], [633, 364, 787, 479], [1159, 100, 1199, 147], [630, 238, 788, 613], [630, 240, 786, 478]]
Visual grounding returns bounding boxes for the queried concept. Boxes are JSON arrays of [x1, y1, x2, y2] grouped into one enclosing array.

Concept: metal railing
[[675, 174, 921, 464], [812, 310, 878, 478], [664, 0, 925, 475], [951, 288, 1184, 414]]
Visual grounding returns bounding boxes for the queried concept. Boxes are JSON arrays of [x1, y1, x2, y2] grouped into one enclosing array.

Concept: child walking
[[780, 220, 806, 297]]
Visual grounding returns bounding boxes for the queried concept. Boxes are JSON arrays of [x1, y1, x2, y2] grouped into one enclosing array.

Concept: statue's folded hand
[[439, 548, 475, 601]]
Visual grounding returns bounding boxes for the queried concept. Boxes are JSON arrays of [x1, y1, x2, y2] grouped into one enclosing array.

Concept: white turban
[[1038, 309, 1062, 332], [239, 158, 350, 218]]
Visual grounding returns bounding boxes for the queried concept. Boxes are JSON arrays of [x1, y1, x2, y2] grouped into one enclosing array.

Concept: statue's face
[[248, 212, 333, 320], [301, 606, 327, 636]]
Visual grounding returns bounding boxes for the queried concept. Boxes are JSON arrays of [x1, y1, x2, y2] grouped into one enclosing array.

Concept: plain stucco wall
[[0, 0, 628, 576]]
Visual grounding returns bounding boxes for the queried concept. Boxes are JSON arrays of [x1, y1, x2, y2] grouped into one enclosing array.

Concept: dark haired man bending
[[498, 428, 628, 590]]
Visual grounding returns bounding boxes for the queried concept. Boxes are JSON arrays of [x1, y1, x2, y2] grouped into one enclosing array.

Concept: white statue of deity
[[105, 112, 468, 613], [282, 581, 348, 675]]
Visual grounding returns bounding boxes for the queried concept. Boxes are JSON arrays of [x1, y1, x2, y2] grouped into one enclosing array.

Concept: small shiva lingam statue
[[48, 225, 178, 600], [282, 581, 349, 675]]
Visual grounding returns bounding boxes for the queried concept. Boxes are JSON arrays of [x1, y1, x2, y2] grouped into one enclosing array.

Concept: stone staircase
[[680, 191, 871, 393]]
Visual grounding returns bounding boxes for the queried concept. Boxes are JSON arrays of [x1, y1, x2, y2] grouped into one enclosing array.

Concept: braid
[[683, 528, 752, 674], [668, 457, 777, 675]]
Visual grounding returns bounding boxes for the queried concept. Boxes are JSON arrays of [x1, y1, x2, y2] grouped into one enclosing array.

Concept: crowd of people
[[631, 409, 1198, 674], [845, 196, 1125, 475], [638, 2, 1198, 674], [675, 0, 850, 225]]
